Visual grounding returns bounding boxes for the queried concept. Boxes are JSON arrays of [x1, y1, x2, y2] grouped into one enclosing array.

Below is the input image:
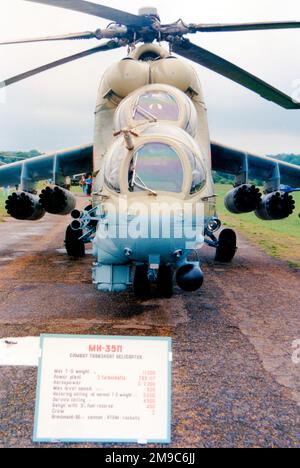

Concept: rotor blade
[[191, 21, 300, 33], [0, 40, 123, 87], [0, 31, 97, 45], [173, 40, 300, 109], [25, 0, 151, 27]]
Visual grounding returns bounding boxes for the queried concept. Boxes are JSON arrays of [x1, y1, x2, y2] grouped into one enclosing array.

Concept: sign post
[[34, 334, 172, 444]]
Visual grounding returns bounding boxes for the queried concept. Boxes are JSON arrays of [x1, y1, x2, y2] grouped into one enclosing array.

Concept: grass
[[215, 184, 300, 268], [0, 190, 8, 220]]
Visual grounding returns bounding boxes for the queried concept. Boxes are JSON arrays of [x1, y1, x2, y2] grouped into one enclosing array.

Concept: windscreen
[[129, 143, 183, 193], [133, 91, 180, 121]]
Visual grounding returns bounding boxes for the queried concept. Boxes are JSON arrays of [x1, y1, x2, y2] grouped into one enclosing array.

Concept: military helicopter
[[1, 0, 300, 298]]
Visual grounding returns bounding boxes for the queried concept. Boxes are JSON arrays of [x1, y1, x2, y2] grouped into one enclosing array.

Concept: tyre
[[65, 225, 85, 258], [133, 265, 151, 298], [215, 229, 237, 263], [157, 265, 174, 298]]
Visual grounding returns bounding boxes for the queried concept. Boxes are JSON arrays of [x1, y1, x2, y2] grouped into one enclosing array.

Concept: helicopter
[[0, 0, 300, 298]]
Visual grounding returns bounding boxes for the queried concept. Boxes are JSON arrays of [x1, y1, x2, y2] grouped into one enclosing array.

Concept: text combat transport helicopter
[[1, 0, 300, 297]]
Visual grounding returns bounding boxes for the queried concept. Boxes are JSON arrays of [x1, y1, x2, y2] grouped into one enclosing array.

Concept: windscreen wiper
[[134, 104, 157, 122], [130, 153, 157, 195], [134, 174, 157, 195]]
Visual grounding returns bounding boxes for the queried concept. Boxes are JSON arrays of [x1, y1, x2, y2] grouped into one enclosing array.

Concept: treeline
[[0, 150, 40, 164], [269, 154, 300, 166], [213, 154, 300, 184]]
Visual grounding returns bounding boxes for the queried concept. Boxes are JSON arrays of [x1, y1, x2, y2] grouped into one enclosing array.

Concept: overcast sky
[[0, 0, 300, 155]]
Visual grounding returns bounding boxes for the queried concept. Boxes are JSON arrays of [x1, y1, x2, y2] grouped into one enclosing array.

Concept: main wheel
[[157, 265, 174, 298], [133, 265, 151, 298], [65, 225, 85, 258], [215, 229, 237, 263]]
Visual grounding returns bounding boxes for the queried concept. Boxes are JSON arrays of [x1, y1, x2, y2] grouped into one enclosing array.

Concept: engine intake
[[255, 192, 295, 220], [225, 184, 262, 214], [5, 192, 45, 221], [39, 186, 76, 215]]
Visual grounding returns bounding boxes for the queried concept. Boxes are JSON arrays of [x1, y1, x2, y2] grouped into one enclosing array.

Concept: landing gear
[[65, 225, 85, 258], [66, 205, 97, 258], [133, 265, 151, 298], [133, 264, 174, 298], [157, 265, 174, 298], [215, 228, 237, 263], [83, 205, 98, 228]]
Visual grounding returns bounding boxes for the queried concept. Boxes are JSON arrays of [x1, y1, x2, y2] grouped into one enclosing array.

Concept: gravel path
[[0, 207, 299, 448]]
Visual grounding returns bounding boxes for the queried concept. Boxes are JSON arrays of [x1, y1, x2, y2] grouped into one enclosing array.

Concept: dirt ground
[[0, 203, 299, 448]]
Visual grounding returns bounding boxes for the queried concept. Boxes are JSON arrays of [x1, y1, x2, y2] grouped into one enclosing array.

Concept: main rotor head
[[138, 6, 160, 19], [1, 0, 300, 109]]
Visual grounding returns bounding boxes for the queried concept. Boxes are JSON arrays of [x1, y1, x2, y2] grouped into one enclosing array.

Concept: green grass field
[[1, 185, 299, 267], [0, 190, 8, 220], [215, 184, 300, 268]]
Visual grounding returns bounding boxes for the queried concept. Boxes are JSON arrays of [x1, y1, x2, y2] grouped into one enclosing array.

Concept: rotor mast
[[0, 0, 299, 108]]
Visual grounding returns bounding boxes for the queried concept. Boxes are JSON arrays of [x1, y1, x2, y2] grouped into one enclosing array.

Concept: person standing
[[85, 174, 93, 196], [80, 175, 86, 194], [65, 176, 71, 191]]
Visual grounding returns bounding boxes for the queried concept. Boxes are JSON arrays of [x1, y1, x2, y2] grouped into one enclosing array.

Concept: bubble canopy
[[104, 127, 206, 196], [114, 84, 198, 137]]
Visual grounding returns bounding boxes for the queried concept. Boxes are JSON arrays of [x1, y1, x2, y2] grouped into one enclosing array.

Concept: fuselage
[[91, 43, 216, 286]]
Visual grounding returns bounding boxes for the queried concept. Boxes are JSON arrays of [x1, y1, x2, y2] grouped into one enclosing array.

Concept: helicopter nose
[[94, 213, 204, 266]]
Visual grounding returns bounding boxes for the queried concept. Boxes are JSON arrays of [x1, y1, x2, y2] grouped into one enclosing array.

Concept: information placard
[[34, 334, 172, 444]]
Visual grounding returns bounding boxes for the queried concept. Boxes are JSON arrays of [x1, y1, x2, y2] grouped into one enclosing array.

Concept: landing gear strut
[[66, 205, 98, 258], [133, 264, 174, 298], [157, 265, 174, 298], [133, 265, 151, 298]]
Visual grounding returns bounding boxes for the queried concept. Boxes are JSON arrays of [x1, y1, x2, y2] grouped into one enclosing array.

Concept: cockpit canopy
[[104, 126, 206, 196], [114, 84, 198, 137]]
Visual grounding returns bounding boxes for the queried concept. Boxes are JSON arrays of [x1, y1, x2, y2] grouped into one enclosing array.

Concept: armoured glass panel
[[133, 92, 180, 121], [129, 143, 183, 193]]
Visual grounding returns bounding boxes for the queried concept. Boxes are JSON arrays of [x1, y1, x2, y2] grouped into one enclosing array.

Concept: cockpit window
[[104, 145, 127, 193], [133, 92, 180, 122], [129, 143, 183, 193], [186, 150, 206, 194], [114, 85, 198, 137]]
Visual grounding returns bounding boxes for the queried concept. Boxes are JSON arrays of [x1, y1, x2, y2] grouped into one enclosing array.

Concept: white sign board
[[34, 335, 172, 444], [0, 337, 40, 366]]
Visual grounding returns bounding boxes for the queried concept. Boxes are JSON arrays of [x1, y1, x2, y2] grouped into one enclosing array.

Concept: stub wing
[[211, 142, 300, 188], [0, 144, 93, 188]]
